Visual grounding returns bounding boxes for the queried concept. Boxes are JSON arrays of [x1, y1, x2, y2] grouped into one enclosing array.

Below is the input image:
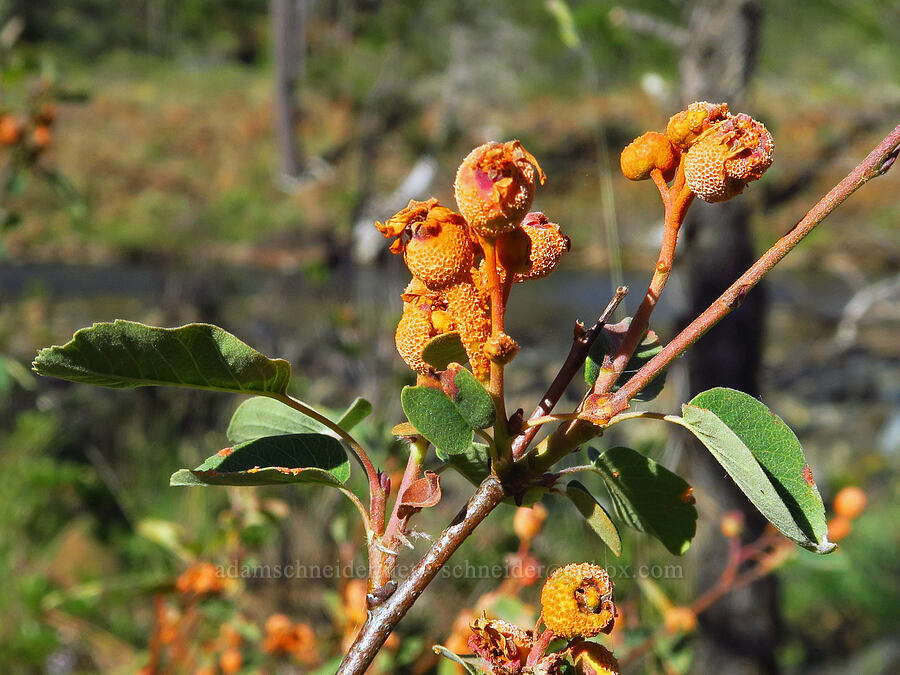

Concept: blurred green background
[[1, 0, 898, 673]]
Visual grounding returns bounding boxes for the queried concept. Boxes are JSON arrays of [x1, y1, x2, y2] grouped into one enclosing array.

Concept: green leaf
[[421, 332, 468, 371], [226, 396, 332, 444], [401, 385, 473, 457], [33, 321, 291, 395], [584, 319, 667, 401], [589, 447, 697, 556], [336, 397, 372, 431], [442, 363, 495, 430], [445, 442, 492, 485], [565, 480, 622, 556], [170, 433, 350, 487], [682, 388, 834, 553]]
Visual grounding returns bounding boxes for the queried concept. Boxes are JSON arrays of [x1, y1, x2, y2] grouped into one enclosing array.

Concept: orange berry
[[454, 140, 546, 237], [663, 605, 697, 634], [468, 613, 533, 671], [833, 486, 867, 520], [219, 647, 242, 674], [571, 642, 620, 675], [683, 113, 774, 203], [443, 281, 490, 380], [0, 115, 21, 145], [540, 563, 615, 639], [376, 199, 475, 289], [720, 510, 745, 539], [619, 131, 678, 181], [32, 125, 52, 149], [515, 212, 570, 282], [827, 515, 852, 542], [395, 301, 437, 375], [666, 101, 729, 150], [513, 502, 548, 541]]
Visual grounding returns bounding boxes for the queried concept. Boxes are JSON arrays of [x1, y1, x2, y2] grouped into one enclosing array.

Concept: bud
[[827, 515, 852, 542], [540, 563, 615, 639], [484, 332, 519, 365], [683, 113, 774, 202], [571, 642, 619, 675], [720, 510, 745, 539], [32, 125, 52, 150], [833, 485, 867, 520], [619, 131, 678, 181], [666, 101, 729, 150], [514, 502, 548, 541], [454, 140, 546, 237], [663, 605, 698, 634]]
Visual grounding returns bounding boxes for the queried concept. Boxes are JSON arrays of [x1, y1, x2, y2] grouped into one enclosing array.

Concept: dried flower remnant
[[540, 563, 616, 639], [571, 642, 619, 675], [455, 140, 546, 237], [683, 112, 774, 202], [619, 132, 679, 182], [468, 613, 534, 674]]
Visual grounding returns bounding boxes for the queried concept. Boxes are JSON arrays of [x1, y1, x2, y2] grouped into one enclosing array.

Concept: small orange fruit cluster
[[540, 563, 616, 640], [175, 561, 232, 597], [262, 613, 317, 663], [378, 142, 568, 381], [828, 485, 867, 542], [0, 101, 55, 156], [621, 101, 774, 203]]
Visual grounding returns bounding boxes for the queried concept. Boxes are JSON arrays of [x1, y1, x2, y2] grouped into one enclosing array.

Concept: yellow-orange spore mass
[[515, 212, 570, 282], [619, 131, 678, 181], [540, 563, 615, 639], [683, 113, 774, 203], [666, 101, 729, 150], [572, 642, 619, 675], [454, 140, 546, 237], [395, 302, 437, 375], [444, 282, 490, 380]]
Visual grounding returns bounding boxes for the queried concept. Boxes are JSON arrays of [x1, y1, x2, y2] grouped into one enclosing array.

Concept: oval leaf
[[33, 321, 291, 395], [170, 433, 350, 487], [589, 447, 697, 556], [421, 332, 468, 371], [565, 480, 622, 556], [441, 363, 495, 430], [683, 388, 833, 553], [227, 396, 333, 443], [401, 385, 473, 457], [444, 442, 491, 486]]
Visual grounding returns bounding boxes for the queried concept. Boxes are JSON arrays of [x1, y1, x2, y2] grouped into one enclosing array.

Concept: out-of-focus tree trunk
[[271, 0, 306, 180], [676, 2, 781, 674]]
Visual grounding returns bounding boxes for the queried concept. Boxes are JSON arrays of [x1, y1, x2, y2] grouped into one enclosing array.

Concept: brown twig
[[338, 478, 506, 674], [511, 286, 628, 460]]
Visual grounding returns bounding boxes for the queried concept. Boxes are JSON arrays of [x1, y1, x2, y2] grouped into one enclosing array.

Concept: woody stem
[[591, 173, 693, 398]]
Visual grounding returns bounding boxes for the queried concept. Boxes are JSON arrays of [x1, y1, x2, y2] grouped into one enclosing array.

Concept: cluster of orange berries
[[378, 141, 569, 381], [620, 101, 773, 202], [175, 561, 233, 597], [465, 562, 618, 675], [0, 99, 55, 158], [261, 613, 318, 664], [827, 485, 867, 542]]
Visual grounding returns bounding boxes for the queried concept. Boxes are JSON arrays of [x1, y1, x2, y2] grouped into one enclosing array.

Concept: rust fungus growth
[[540, 563, 616, 640]]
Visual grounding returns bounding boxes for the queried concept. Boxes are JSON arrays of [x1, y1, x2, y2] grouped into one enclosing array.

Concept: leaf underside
[[565, 479, 622, 556]]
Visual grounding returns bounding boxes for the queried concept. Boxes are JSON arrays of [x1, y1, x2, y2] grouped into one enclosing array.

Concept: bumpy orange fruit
[[516, 211, 570, 282], [666, 100, 729, 150], [619, 131, 678, 181], [683, 113, 774, 202], [444, 281, 490, 380], [454, 140, 546, 237], [395, 301, 437, 375], [540, 563, 615, 639]]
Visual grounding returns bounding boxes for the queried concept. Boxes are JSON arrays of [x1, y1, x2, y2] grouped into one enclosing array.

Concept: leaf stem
[[273, 393, 386, 534]]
